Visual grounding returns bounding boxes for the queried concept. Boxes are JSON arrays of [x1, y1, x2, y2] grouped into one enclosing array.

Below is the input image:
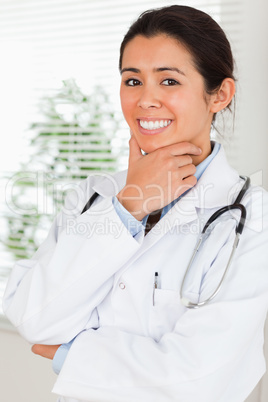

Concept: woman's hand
[[117, 135, 202, 220], [31, 344, 61, 360]]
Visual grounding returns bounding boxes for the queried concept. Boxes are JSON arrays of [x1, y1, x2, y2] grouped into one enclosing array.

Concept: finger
[[167, 142, 202, 157], [174, 154, 193, 168], [177, 163, 196, 179], [174, 175, 198, 198], [128, 135, 142, 162], [183, 175, 198, 192], [31, 344, 43, 355], [31, 344, 61, 360], [182, 175, 198, 188]]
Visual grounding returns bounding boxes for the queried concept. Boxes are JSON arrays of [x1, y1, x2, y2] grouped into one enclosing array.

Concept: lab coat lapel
[[193, 146, 240, 209], [91, 169, 128, 199]]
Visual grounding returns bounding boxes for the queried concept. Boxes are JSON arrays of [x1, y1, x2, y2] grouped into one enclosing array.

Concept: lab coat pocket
[[149, 288, 197, 341]]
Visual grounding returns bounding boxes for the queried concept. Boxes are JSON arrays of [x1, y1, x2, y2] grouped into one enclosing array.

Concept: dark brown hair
[[119, 5, 235, 101]]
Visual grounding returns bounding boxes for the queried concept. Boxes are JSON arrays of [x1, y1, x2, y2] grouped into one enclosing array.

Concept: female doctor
[[3, 5, 268, 402]]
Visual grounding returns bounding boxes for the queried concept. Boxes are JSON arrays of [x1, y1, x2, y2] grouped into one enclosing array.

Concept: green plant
[[3, 79, 119, 259]]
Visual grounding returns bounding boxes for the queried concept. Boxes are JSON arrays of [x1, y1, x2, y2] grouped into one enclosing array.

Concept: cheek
[[120, 89, 134, 121], [171, 91, 208, 122], [165, 91, 190, 114]]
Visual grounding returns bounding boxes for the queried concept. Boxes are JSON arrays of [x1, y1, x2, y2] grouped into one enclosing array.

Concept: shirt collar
[[195, 141, 221, 181]]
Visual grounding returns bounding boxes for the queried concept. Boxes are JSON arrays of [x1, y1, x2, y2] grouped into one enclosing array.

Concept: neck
[[192, 138, 212, 166]]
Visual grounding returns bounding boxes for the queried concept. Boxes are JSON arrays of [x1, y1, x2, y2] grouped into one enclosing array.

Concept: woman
[[3, 5, 268, 402]]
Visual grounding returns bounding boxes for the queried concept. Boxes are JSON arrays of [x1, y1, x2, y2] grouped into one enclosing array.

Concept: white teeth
[[140, 120, 171, 130], [149, 121, 154, 130]]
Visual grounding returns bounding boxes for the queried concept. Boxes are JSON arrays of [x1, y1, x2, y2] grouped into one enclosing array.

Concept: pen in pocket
[[153, 272, 158, 306]]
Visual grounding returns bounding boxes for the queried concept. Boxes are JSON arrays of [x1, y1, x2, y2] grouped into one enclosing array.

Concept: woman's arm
[[54, 296, 267, 402], [3, 180, 142, 344]]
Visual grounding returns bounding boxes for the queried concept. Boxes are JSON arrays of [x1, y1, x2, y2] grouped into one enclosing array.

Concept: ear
[[210, 78, 236, 113]]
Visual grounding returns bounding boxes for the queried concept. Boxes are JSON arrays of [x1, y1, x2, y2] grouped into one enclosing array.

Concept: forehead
[[121, 34, 195, 71]]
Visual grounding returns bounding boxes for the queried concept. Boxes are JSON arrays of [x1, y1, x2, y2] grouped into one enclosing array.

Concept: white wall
[[227, 1, 268, 400], [225, 0, 268, 191], [259, 320, 268, 401], [0, 322, 57, 402]]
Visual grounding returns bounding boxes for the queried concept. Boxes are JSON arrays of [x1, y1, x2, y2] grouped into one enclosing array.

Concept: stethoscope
[[180, 175, 250, 309], [81, 175, 250, 309]]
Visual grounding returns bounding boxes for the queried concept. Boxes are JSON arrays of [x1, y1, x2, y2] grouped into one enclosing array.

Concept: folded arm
[[3, 184, 143, 344]]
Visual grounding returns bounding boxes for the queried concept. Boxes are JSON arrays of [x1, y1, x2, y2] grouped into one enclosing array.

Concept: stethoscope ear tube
[[202, 203, 247, 236], [232, 204, 247, 235], [235, 176, 250, 204]]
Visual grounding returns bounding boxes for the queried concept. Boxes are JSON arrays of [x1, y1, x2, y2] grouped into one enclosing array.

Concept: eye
[[124, 79, 142, 86], [161, 79, 180, 86]]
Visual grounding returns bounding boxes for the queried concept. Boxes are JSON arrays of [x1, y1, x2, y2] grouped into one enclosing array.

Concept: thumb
[[129, 133, 142, 162]]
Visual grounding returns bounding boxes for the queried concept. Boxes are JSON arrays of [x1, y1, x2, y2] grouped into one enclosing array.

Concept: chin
[[136, 136, 162, 151], [138, 138, 173, 154]]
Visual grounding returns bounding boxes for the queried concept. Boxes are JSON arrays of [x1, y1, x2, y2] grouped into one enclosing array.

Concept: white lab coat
[[3, 146, 268, 402]]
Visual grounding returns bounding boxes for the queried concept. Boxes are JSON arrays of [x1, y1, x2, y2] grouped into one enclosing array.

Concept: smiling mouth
[[139, 119, 172, 130]]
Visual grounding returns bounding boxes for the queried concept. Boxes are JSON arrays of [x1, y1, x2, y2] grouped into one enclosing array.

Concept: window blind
[[0, 0, 243, 315]]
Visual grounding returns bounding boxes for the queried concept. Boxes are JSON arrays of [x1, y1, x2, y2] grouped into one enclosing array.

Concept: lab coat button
[[119, 282, 126, 289]]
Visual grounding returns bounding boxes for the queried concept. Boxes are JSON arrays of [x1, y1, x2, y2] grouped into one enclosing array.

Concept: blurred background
[[0, 0, 267, 401]]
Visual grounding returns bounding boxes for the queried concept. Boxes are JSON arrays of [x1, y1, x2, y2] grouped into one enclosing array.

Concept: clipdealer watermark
[[4, 169, 265, 234], [64, 215, 207, 239]]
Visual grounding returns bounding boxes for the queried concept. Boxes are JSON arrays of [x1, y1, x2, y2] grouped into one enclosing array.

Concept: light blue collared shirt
[[52, 141, 221, 374]]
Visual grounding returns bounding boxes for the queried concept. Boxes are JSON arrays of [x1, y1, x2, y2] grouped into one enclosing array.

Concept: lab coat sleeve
[[3, 178, 142, 344], [53, 299, 267, 402], [52, 190, 268, 402]]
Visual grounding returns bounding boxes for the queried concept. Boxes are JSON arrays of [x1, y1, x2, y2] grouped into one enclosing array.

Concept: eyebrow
[[120, 67, 186, 76]]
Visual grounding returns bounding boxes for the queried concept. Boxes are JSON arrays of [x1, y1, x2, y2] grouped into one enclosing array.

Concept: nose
[[137, 86, 161, 109]]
